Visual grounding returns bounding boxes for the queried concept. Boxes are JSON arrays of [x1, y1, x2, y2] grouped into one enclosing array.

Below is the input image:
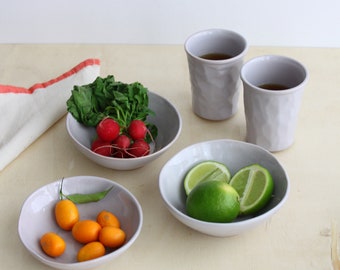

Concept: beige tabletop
[[0, 44, 339, 269]]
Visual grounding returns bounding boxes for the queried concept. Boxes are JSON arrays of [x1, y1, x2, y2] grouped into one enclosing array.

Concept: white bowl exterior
[[18, 176, 143, 270], [159, 139, 290, 237], [66, 92, 182, 170]]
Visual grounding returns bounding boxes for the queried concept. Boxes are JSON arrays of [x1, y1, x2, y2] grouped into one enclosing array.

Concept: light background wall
[[0, 0, 339, 47]]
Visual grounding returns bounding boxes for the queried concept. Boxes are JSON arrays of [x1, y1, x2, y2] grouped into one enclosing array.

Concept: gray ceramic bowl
[[18, 176, 143, 270], [159, 139, 289, 237], [66, 92, 182, 170]]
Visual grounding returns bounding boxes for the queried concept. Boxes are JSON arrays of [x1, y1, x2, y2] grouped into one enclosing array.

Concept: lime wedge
[[184, 161, 231, 195], [229, 164, 274, 215]]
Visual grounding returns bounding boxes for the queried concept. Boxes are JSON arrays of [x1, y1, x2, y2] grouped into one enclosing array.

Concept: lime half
[[229, 164, 274, 215], [184, 161, 231, 195]]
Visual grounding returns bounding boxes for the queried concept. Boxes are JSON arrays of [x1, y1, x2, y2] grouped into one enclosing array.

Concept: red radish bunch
[[96, 118, 120, 142], [91, 138, 113, 157], [91, 118, 151, 158], [128, 120, 147, 140]]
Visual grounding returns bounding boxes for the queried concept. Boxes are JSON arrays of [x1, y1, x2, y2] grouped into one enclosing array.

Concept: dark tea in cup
[[200, 53, 232, 60], [258, 83, 289, 90]]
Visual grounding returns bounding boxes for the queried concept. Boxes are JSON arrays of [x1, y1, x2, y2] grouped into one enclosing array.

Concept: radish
[[91, 138, 112, 156], [128, 120, 147, 140], [128, 139, 150, 157], [112, 134, 131, 158], [96, 118, 120, 142]]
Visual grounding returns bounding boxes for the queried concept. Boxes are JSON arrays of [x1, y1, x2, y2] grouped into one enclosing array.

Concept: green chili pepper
[[59, 178, 113, 204]]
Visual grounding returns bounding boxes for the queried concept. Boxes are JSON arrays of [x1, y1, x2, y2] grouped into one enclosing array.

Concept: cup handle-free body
[[185, 29, 248, 120], [241, 55, 308, 152], [243, 86, 304, 152]]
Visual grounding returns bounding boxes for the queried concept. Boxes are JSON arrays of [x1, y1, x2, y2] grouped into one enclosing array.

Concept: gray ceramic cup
[[241, 55, 308, 152], [185, 29, 248, 120]]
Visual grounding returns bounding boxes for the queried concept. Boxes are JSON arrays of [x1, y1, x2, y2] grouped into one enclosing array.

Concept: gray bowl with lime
[[159, 139, 289, 237]]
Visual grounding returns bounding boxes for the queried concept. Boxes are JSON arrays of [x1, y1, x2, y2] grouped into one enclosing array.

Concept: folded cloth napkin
[[0, 58, 100, 171]]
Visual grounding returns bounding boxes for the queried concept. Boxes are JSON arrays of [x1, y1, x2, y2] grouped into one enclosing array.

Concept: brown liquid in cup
[[258, 83, 289, 90], [200, 53, 232, 60]]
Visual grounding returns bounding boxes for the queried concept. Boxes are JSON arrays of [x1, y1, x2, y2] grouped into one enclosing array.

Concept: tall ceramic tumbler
[[241, 55, 308, 152], [185, 29, 248, 120]]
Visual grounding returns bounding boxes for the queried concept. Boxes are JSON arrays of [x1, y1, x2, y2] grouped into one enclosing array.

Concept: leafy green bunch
[[67, 75, 157, 140]]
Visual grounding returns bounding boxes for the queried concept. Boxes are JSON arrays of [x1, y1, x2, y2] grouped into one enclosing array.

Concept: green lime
[[183, 161, 231, 195], [229, 164, 274, 215], [186, 181, 240, 223]]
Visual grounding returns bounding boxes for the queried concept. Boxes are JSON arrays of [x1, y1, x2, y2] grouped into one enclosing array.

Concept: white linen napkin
[[0, 58, 101, 171]]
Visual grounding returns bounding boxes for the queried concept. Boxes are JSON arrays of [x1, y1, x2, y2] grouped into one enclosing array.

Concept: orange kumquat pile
[[39, 199, 126, 262]]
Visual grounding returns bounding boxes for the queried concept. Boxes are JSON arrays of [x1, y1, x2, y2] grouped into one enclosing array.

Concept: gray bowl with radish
[[66, 90, 182, 170]]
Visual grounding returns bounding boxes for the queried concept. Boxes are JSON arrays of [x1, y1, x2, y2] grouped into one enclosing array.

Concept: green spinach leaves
[[67, 75, 157, 140]]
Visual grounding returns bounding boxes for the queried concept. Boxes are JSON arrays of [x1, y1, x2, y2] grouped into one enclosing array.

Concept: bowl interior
[[67, 91, 181, 155], [159, 139, 289, 224], [18, 176, 142, 269]]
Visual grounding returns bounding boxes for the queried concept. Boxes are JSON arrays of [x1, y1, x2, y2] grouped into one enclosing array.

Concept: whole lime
[[186, 181, 240, 223]]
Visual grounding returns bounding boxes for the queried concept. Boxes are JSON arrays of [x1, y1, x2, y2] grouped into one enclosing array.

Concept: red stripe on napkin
[[0, 58, 100, 94]]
